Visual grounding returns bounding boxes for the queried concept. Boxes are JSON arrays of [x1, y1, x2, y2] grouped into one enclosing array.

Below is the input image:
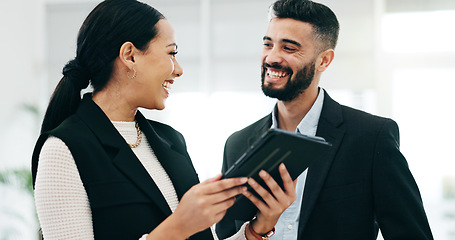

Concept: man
[[216, 0, 433, 239]]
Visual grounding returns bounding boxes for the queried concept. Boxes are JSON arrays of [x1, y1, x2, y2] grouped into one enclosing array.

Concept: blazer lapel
[[135, 112, 214, 240], [112, 146, 172, 216], [135, 112, 200, 200], [76, 95, 172, 217], [298, 90, 345, 237]]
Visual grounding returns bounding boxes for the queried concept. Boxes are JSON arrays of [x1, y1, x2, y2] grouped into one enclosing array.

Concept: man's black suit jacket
[[216, 90, 433, 240]]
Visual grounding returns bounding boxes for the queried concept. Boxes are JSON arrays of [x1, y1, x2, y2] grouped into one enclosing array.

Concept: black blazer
[[32, 95, 213, 240], [216, 90, 433, 240]]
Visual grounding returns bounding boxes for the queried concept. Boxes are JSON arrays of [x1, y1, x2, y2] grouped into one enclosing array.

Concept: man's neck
[[276, 88, 319, 132]]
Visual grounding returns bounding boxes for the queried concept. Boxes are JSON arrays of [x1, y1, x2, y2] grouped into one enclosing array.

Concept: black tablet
[[221, 128, 332, 220]]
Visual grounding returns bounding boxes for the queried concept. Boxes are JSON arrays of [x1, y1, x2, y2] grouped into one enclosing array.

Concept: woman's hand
[[161, 174, 248, 239], [243, 163, 297, 236]]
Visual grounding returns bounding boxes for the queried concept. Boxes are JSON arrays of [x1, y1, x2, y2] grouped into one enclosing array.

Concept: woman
[[31, 0, 296, 239]]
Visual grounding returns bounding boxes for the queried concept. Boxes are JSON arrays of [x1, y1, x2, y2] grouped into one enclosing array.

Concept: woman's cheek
[[169, 58, 175, 76]]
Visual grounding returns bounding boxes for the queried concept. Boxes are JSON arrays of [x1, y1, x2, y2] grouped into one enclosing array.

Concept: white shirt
[[269, 88, 324, 240]]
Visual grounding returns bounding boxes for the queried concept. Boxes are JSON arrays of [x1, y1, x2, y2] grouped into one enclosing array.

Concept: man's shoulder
[[229, 114, 271, 140], [323, 90, 392, 124], [332, 103, 400, 139], [341, 104, 388, 119], [339, 104, 395, 126], [320, 92, 399, 137]]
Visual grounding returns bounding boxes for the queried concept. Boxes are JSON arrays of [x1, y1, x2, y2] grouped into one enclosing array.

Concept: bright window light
[[392, 67, 455, 239], [382, 11, 455, 53], [143, 92, 276, 181]]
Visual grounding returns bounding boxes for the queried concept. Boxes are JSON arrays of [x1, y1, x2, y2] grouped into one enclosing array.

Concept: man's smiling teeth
[[162, 81, 172, 90], [267, 69, 288, 78]]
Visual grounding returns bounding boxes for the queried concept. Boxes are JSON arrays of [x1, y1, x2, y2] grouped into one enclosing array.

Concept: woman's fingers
[[175, 165, 296, 236], [201, 176, 248, 193], [198, 178, 247, 205], [173, 175, 248, 233], [192, 176, 248, 212], [202, 173, 223, 183], [211, 194, 238, 216]]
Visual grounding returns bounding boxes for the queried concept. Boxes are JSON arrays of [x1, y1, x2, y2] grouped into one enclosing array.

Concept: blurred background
[[1, 0, 454, 239]]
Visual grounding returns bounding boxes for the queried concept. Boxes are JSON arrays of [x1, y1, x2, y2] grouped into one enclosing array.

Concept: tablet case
[[221, 128, 332, 221]]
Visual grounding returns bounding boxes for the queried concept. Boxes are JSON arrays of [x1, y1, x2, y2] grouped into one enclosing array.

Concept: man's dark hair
[[271, 0, 339, 52]]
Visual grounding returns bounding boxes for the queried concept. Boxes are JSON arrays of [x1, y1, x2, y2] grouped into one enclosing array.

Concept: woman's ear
[[316, 49, 335, 73], [119, 42, 136, 67]]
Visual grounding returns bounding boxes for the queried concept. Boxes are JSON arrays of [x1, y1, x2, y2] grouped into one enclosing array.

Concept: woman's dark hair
[[40, 0, 165, 133], [271, 0, 339, 53]]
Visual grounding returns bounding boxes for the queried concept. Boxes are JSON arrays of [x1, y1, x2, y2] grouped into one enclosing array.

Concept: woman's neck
[[92, 86, 137, 122]]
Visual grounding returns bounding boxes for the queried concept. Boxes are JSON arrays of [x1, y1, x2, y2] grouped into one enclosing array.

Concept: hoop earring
[[127, 67, 137, 79]]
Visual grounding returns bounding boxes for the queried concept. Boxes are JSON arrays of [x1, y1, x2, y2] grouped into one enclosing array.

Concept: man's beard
[[261, 61, 315, 102]]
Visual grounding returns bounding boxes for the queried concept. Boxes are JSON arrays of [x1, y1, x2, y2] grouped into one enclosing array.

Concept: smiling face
[[261, 18, 318, 102], [134, 19, 183, 110]]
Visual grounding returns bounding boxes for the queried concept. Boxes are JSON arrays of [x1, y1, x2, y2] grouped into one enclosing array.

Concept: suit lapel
[[297, 90, 345, 237], [248, 114, 273, 146], [76, 95, 172, 217], [238, 91, 345, 237]]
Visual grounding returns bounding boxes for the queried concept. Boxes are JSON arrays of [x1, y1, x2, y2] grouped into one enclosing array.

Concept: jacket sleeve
[[372, 119, 433, 240]]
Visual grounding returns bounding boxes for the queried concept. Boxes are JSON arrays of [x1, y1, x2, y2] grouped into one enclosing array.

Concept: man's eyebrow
[[262, 36, 302, 47], [282, 39, 301, 47]]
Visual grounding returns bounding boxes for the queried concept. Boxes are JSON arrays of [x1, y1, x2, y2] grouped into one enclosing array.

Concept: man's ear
[[315, 49, 335, 73], [119, 42, 136, 67]]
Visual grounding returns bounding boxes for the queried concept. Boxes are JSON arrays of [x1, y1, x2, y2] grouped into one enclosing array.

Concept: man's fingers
[[279, 163, 296, 194], [258, 170, 286, 201], [247, 176, 280, 207], [242, 190, 268, 211]]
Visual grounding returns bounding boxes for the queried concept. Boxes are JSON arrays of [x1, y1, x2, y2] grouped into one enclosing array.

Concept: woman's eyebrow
[[167, 43, 178, 49]]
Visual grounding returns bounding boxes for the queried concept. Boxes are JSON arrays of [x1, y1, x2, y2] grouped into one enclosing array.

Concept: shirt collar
[[271, 88, 324, 136]]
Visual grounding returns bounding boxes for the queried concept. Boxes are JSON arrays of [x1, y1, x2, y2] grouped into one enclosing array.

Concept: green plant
[[0, 168, 38, 240], [0, 168, 33, 195]]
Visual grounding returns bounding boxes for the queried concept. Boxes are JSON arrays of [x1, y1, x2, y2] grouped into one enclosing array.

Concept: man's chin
[[261, 83, 304, 102], [262, 86, 284, 99]]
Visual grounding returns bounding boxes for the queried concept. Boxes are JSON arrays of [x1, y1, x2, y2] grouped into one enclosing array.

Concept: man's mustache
[[262, 62, 293, 74]]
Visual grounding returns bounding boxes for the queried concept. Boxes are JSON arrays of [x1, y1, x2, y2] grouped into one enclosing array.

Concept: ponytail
[[39, 0, 164, 133], [40, 59, 90, 133]]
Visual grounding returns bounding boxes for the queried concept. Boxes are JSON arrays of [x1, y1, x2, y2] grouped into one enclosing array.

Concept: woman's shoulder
[[49, 115, 88, 136]]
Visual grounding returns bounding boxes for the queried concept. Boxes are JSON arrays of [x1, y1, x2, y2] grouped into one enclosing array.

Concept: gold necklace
[[128, 121, 142, 148]]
